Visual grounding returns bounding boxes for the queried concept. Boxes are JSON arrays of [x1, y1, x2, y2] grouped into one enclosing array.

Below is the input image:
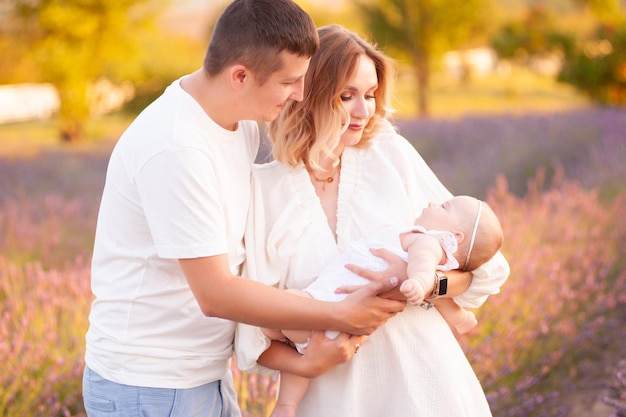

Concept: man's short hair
[[204, 0, 318, 84]]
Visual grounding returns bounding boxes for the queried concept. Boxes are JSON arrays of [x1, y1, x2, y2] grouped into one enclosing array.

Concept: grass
[[0, 114, 126, 158]]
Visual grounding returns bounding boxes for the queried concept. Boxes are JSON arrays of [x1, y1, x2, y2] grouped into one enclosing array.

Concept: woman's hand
[[336, 248, 408, 300], [260, 331, 367, 378], [299, 331, 367, 377]]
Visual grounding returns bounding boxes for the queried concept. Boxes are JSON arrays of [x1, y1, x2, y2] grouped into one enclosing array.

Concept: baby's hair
[[463, 200, 503, 271]]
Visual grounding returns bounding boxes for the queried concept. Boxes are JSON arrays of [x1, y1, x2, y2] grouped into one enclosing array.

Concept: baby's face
[[416, 196, 479, 233]]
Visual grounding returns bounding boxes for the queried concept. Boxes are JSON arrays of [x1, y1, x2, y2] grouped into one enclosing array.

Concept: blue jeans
[[82, 366, 241, 417]]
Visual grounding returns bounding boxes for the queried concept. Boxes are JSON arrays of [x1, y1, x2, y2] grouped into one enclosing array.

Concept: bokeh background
[[1, 0, 625, 416]]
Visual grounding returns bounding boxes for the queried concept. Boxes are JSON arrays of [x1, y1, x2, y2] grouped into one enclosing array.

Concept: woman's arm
[[437, 269, 472, 298], [257, 331, 366, 378], [454, 251, 510, 308]]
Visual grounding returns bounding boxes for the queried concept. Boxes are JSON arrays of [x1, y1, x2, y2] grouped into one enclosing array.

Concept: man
[[82, 1, 404, 416]]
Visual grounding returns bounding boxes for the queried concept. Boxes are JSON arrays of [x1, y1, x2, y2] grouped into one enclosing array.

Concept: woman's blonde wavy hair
[[269, 25, 395, 170]]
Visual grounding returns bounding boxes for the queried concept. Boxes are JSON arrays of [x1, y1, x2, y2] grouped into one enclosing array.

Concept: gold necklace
[[308, 166, 340, 192]]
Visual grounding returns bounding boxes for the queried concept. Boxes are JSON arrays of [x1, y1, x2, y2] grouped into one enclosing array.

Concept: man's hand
[[334, 276, 405, 335]]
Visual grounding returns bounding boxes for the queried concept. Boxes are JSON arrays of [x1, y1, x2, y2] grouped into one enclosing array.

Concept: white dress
[[236, 123, 510, 417]]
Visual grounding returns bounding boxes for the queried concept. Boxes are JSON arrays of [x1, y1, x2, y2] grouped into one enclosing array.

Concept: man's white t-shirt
[[85, 78, 259, 389]]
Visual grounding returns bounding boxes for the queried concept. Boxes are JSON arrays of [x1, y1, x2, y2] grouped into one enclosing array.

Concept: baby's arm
[[434, 297, 477, 334], [399, 232, 443, 305]]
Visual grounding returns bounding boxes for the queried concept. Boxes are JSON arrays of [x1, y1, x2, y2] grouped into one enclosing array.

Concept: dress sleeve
[[378, 122, 453, 218], [233, 165, 279, 375], [454, 251, 510, 309]]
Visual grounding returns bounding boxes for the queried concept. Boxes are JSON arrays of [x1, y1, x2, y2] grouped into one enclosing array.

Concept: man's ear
[[455, 231, 465, 243], [230, 65, 248, 89]]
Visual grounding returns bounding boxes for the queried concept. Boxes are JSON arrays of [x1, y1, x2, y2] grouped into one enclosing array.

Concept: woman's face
[[338, 54, 378, 148]]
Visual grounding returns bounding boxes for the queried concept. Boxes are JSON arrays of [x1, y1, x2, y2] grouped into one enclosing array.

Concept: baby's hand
[[400, 279, 428, 306]]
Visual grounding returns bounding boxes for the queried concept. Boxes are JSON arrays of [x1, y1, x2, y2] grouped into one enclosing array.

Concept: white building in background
[[88, 79, 135, 116], [0, 83, 59, 124], [443, 46, 564, 78], [443, 47, 499, 79], [0, 80, 134, 124]]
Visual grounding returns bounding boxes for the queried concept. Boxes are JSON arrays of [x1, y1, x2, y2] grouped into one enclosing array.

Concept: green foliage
[[559, 23, 626, 105], [121, 33, 206, 115], [357, 0, 488, 56], [354, 0, 488, 116], [2, 0, 167, 142], [574, 0, 626, 24], [491, 6, 576, 60]]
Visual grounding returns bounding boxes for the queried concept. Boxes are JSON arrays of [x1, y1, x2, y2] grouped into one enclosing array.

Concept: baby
[[263, 195, 503, 417]]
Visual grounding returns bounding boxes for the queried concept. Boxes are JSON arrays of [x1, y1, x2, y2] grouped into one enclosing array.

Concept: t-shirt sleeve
[[134, 147, 229, 259]]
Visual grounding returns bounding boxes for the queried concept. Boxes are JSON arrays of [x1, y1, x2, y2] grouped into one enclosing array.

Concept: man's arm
[[179, 255, 404, 335]]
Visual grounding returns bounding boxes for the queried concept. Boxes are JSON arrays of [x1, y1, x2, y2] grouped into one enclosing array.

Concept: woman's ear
[[455, 231, 465, 243]]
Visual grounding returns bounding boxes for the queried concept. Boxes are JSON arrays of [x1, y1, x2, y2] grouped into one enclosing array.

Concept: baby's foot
[[270, 403, 297, 417], [400, 278, 428, 306], [452, 310, 478, 334]]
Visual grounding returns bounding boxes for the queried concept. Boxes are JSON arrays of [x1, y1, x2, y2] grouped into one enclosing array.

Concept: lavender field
[[397, 106, 626, 201], [1, 106, 625, 417]]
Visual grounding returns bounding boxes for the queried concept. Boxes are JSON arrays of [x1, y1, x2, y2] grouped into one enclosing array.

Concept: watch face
[[438, 277, 448, 296]]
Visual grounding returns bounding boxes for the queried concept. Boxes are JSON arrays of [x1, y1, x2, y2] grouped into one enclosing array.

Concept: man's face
[[244, 51, 310, 123]]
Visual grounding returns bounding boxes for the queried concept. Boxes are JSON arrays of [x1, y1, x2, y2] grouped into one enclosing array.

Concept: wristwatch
[[437, 272, 448, 297], [419, 272, 448, 310]]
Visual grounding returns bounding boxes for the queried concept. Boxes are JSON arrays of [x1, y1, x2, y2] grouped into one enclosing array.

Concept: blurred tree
[[0, 0, 166, 142], [559, 23, 626, 105], [491, 5, 575, 62], [354, 0, 487, 117], [295, 0, 362, 29], [574, 0, 626, 24]]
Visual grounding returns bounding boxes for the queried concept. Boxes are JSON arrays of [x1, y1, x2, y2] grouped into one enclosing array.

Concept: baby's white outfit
[[294, 225, 460, 351]]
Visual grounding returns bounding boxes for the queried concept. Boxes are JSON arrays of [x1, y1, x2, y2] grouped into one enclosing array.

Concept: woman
[[236, 25, 510, 416]]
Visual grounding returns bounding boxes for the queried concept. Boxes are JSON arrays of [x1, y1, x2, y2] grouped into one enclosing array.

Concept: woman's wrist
[[419, 272, 448, 309], [438, 269, 472, 298]]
